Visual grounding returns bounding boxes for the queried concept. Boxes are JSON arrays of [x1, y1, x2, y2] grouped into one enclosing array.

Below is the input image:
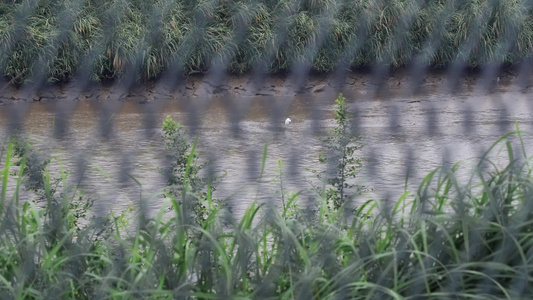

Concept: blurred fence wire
[[2, 0, 533, 299]]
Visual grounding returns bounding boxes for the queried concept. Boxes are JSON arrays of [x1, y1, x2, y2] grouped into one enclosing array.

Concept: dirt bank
[[0, 68, 525, 106]]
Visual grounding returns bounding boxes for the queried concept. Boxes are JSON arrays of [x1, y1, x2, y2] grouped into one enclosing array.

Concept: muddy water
[[1, 88, 533, 217]]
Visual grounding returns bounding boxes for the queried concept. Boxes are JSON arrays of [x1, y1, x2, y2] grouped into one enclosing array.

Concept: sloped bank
[[0, 68, 524, 106]]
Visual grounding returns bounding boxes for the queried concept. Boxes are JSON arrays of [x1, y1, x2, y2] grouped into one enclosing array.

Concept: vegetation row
[[1, 0, 533, 84]]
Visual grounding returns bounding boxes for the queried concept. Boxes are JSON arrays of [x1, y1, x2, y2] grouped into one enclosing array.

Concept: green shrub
[[311, 93, 365, 210], [160, 115, 223, 225]]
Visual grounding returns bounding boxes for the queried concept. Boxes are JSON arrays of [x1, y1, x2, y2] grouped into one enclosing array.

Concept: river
[[1, 85, 532, 218]]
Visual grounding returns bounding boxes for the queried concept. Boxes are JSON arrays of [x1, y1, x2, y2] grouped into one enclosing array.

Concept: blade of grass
[[260, 142, 268, 179], [1, 142, 13, 214]]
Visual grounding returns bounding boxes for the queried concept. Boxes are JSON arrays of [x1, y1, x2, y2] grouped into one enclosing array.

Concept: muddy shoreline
[[0, 68, 527, 106]]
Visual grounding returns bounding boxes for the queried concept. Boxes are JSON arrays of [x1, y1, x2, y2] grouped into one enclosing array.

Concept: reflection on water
[[1, 89, 533, 217]]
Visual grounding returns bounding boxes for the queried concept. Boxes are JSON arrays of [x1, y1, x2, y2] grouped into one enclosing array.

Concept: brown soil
[[0, 68, 525, 106]]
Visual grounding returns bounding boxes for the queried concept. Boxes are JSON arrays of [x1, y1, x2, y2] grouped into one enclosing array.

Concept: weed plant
[[310, 93, 365, 210], [160, 115, 223, 225], [1, 0, 533, 84], [2, 104, 533, 298]]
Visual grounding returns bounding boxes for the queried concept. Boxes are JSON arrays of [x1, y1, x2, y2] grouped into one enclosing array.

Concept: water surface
[[1, 88, 532, 216]]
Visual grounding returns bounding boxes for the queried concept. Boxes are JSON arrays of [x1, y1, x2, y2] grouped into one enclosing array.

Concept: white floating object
[[285, 118, 292, 125]]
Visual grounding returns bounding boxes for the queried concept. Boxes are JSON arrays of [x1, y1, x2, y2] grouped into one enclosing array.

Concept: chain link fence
[[2, 0, 533, 298]]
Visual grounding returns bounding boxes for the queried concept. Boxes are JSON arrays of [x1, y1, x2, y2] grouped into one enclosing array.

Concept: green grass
[[2, 124, 533, 298], [1, 0, 533, 84]]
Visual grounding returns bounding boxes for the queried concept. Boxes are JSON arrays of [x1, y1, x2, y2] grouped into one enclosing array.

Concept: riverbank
[[0, 67, 525, 106]]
